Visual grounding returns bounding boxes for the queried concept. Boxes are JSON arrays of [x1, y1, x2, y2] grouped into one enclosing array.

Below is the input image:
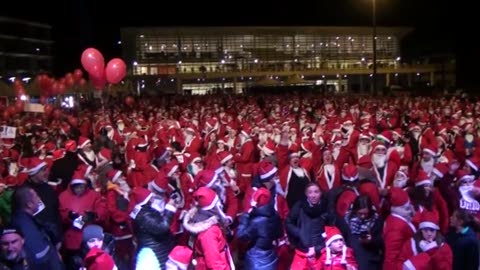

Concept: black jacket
[[48, 152, 78, 190], [133, 205, 176, 269], [286, 200, 330, 255], [336, 214, 384, 270], [21, 180, 62, 245], [446, 226, 479, 270]]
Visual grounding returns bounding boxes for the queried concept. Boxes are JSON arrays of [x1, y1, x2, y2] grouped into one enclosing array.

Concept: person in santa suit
[[224, 122, 239, 154], [417, 116, 438, 151], [126, 138, 158, 188], [463, 155, 480, 179], [409, 170, 450, 235], [353, 132, 373, 168], [233, 123, 255, 191], [410, 145, 438, 180], [382, 187, 416, 270], [370, 141, 399, 189], [336, 116, 360, 167], [49, 140, 79, 191], [398, 210, 452, 270], [182, 187, 235, 270], [77, 136, 97, 171], [104, 169, 134, 270], [59, 169, 107, 269], [183, 153, 203, 207], [436, 133, 455, 164], [194, 169, 239, 226], [455, 170, 480, 221], [317, 226, 358, 270], [182, 126, 202, 155], [446, 209, 480, 270], [391, 128, 413, 170], [316, 149, 341, 193], [237, 187, 282, 270], [165, 245, 193, 270]]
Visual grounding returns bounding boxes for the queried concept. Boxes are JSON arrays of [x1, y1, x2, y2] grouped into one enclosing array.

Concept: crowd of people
[[0, 92, 480, 270]]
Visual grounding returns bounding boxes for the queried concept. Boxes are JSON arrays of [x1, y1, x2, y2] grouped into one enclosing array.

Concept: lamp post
[[372, 0, 377, 95]]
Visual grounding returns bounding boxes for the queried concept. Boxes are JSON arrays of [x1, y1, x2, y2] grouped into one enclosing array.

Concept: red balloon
[[39, 96, 48, 105], [81, 48, 105, 75], [65, 72, 73, 79], [44, 104, 53, 115], [105, 58, 127, 84], [15, 100, 24, 113], [50, 82, 60, 95], [58, 83, 66, 94], [15, 86, 26, 96], [73, 69, 83, 81], [125, 96, 135, 106], [65, 77, 75, 88], [7, 106, 16, 116], [59, 78, 66, 85], [78, 78, 87, 87], [90, 73, 106, 90]]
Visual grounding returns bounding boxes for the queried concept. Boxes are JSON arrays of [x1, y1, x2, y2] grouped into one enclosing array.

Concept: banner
[[24, 103, 45, 113], [0, 126, 16, 139]]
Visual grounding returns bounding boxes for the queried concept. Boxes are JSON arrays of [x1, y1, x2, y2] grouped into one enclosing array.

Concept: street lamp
[[372, 0, 377, 95]]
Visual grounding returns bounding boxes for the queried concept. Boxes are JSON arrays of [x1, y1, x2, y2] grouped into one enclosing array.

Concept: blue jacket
[[446, 226, 479, 270], [10, 211, 64, 270], [237, 204, 282, 270]]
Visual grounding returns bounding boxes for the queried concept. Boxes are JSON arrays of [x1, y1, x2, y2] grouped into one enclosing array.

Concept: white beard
[[421, 159, 435, 174], [117, 123, 125, 131], [258, 133, 268, 144], [8, 162, 18, 177], [190, 163, 202, 176], [332, 147, 340, 160], [357, 144, 370, 158], [84, 150, 96, 162], [107, 129, 114, 140], [292, 167, 305, 178], [324, 164, 335, 176], [412, 131, 421, 140], [185, 134, 194, 146], [225, 167, 237, 179], [372, 153, 387, 168], [273, 134, 281, 145]]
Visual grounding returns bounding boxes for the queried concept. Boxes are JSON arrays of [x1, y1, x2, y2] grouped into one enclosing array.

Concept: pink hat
[[167, 246, 193, 270], [193, 187, 219, 210]]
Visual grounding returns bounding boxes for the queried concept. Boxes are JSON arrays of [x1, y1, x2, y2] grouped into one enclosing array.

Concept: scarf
[[302, 199, 324, 218], [345, 209, 378, 235]]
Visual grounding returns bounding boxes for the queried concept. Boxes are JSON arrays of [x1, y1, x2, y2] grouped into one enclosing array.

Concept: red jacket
[[398, 237, 452, 270], [59, 187, 107, 250], [105, 185, 132, 240], [317, 246, 358, 270], [383, 214, 417, 270], [184, 136, 202, 155], [183, 208, 234, 270], [316, 164, 341, 193]]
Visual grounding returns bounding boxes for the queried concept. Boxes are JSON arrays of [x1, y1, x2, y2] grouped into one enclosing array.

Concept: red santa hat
[[418, 115, 429, 126], [341, 164, 359, 182], [250, 187, 271, 208], [129, 187, 153, 219], [84, 247, 116, 270], [371, 141, 387, 151], [432, 163, 449, 179], [456, 169, 475, 183], [414, 170, 432, 187], [163, 161, 179, 177], [106, 169, 122, 183], [389, 187, 410, 208], [97, 148, 112, 162], [194, 169, 218, 188], [135, 138, 148, 148], [150, 172, 171, 193], [392, 128, 403, 138], [78, 136, 91, 149], [422, 145, 437, 157], [342, 116, 353, 125], [52, 149, 65, 161], [466, 156, 480, 172], [241, 122, 252, 138], [258, 160, 278, 180], [300, 140, 315, 153], [359, 131, 371, 140], [376, 130, 392, 144], [71, 169, 88, 185], [217, 151, 233, 165], [167, 246, 193, 270], [65, 140, 77, 152], [322, 226, 347, 265], [261, 140, 276, 156], [418, 210, 440, 230], [25, 157, 47, 176], [193, 186, 220, 210]]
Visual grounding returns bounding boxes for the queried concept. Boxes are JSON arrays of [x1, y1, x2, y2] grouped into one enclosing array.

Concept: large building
[[0, 16, 53, 78], [121, 26, 455, 95]]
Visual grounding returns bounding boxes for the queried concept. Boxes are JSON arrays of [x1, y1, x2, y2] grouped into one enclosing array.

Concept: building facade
[[121, 26, 455, 95], [0, 16, 53, 78]]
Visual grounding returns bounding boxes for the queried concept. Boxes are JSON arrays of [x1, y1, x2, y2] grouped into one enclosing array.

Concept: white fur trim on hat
[[341, 174, 359, 182], [150, 181, 166, 193], [419, 221, 440, 230], [326, 234, 344, 247], [466, 159, 478, 172], [167, 165, 179, 177], [214, 166, 224, 175], [376, 134, 390, 143], [260, 166, 278, 179], [459, 174, 475, 183], [71, 178, 87, 185], [432, 168, 443, 178], [220, 154, 233, 165], [201, 194, 220, 211], [415, 179, 432, 187], [262, 146, 275, 156], [422, 148, 436, 157], [167, 258, 188, 270], [79, 139, 91, 149], [241, 130, 249, 138], [27, 161, 47, 175], [206, 173, 219, 188]]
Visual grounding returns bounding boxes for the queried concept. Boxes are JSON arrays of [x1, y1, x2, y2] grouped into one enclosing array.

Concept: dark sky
[[2, 0, 477, 88]]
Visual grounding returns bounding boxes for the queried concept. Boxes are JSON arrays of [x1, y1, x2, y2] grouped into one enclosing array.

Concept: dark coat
[[132, 205, 176, 269], [48, 152, 79, 190], [10, 211, 64, 270], [446, 226, 479, 270], [237, 204, 282, 270], [286, 199, 329, 255], [336, 214, 384, 270], [21, 180, 62, 245]]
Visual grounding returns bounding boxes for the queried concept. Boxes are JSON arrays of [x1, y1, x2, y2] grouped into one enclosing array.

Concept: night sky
[[1, 0, 477, 89]]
